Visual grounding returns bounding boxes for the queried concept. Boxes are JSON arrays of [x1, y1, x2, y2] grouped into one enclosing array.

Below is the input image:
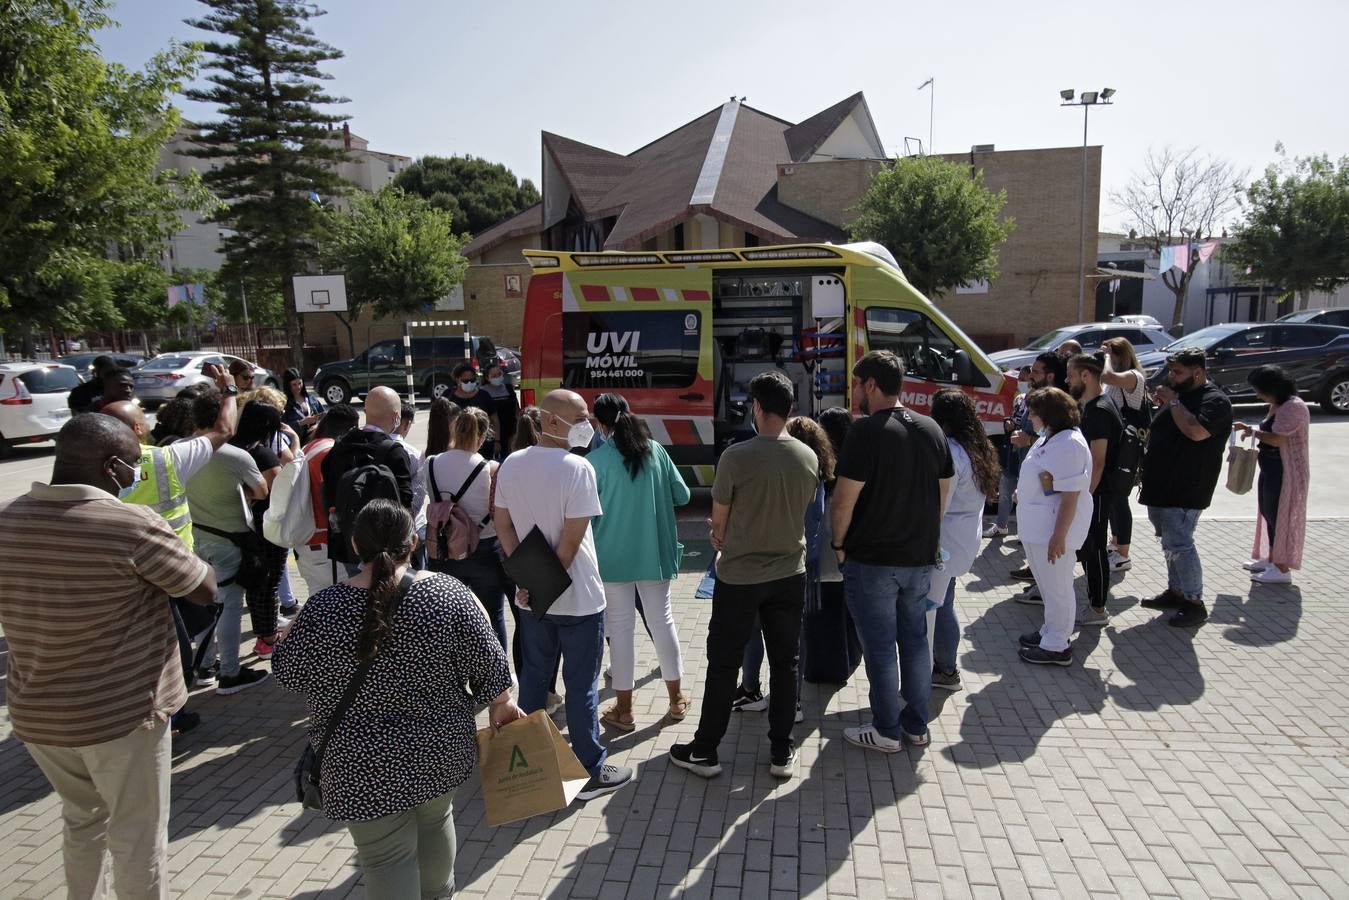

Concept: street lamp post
[[1060, 87, 1115, 323], [918, 78, 934, 154]]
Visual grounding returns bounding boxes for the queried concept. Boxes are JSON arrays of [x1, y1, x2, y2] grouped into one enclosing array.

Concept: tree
[[321, 187, 467, 348], [0, 0, 210, 347], [393, 156, 540, 236], [1226, 152, 1349, 310], [847, 156, 1014, 300], [1111, 147, 1245, 328], [185, 0, 350, 368]]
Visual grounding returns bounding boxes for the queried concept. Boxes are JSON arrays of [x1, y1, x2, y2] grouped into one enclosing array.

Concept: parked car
[[988, 322, 1174, 371], [1139, 322, 1349, 413], [1275, 308, 1349, 328], [0, 362, 82, 456], [313, 336, 517, 405], [496, 345, 522, 388], [1110, 314, 1165, 329], [133, 351, 278, 408], [55, 352, 147, 380]]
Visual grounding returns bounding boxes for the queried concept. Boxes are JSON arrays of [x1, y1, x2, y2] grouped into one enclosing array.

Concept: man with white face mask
[[494, 389, 633, 801]]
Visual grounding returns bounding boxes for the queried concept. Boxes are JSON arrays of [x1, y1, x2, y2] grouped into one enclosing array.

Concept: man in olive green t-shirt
[[669, 371, 818, 781]]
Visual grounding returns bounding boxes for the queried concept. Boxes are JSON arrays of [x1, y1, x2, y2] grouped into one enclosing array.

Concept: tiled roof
[[471, 94, 872, 256], [784, 92, 865, 162]]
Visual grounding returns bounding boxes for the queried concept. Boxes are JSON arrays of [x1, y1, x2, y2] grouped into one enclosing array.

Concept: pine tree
[[185, 0, 349, 367]]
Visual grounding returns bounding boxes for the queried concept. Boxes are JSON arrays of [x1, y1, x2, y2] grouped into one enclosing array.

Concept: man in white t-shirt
[[494, 389, 633, 801]]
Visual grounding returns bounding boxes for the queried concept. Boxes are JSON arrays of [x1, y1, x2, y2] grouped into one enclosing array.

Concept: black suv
[[1139, 322, 1349, 413], [1276, 308, 1349, 328]]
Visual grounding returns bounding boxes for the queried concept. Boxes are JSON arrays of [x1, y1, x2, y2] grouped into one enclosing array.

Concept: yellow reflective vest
[[125, 444, 194, 550]]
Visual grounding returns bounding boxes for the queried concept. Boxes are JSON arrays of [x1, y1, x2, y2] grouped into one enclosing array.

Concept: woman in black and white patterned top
[[274, 499, 521, 899]]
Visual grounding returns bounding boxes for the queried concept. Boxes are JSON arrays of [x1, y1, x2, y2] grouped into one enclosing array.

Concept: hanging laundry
[[1159, 245, 1175, 271], [1174, 244, 1190, 273], [1196, 240, 1219, 264]]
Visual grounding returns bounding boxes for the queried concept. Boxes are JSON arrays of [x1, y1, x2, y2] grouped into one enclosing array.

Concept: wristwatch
[[223, 385, 239, 396]]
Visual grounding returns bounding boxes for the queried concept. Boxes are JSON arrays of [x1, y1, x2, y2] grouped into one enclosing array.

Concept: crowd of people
[[0, 338, 1313, 897]]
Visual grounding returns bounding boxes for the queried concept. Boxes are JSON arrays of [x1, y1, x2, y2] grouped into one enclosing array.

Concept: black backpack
[[329, 439, 402, 563], [1108, 392, 1149, 495]]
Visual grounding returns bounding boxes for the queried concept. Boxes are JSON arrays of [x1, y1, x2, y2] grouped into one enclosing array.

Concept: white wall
[[811, 108, 885, 161]]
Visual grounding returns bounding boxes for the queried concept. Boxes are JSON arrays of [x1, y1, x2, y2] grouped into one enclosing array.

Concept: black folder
[[501, 525, 573, 619]]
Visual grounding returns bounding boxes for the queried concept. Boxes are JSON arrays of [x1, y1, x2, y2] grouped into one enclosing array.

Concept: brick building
[[308, 93, 1100, 358]]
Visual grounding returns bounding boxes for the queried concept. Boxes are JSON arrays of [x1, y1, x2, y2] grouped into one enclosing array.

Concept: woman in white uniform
[[927, 389, 1001, 691], [1016, 387, 1093, 666]]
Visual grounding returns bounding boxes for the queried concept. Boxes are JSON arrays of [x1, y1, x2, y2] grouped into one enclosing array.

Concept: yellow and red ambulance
[[518, 242, 1015, 486]]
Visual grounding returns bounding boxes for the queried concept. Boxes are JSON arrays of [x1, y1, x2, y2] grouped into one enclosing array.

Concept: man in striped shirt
[[0, 414, 217, 899]]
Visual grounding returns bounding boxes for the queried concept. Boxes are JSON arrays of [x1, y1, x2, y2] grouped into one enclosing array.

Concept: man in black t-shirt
[[67, 355, 115, 414], [1138, 347, 1233, 627], [1067, 353, 1123, 626], [832, 351, 953, 753], [448, 362, 499, 457]]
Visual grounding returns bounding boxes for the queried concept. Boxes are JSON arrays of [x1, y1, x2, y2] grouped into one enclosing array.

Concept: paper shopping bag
[[1225, 433, 1257, 495], [476, 710, 590, 826]]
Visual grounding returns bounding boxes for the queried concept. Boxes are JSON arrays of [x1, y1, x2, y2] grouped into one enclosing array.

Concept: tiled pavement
[[2, 519, 1348, 899]]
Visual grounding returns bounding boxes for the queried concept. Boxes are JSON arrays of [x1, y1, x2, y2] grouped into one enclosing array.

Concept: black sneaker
[[769, 745, 796, 779], [932, 668, 962, 692], [278, 602, 300, 618], [193, 663, 218, 688], [216, 666, 271, 696], [1169, 603, 1208, 627], [1019, 645, 1072, 666], [669, 743, 722, 778], [731, 686, 768, 712], [1019, 631, 1042, 648], [1014, 588, 1043, 605], [1010, 564, 1035, 582], [1142, 588, 1185, 610], [576, 764, 633, 800], [170, 710, 201, 735]]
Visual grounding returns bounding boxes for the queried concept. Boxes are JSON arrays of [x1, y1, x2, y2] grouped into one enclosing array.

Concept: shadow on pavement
[[1211, 586, 1303, 646], [1104, 614, 1205, 711]]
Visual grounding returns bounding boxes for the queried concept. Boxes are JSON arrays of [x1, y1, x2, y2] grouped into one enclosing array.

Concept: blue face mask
[[111, 456, 142, 500]]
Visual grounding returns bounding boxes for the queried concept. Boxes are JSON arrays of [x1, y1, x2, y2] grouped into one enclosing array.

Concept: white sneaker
[[1107, 550, 1132, 572], [982, 523, 1007, 538], [843, 724, 903, 754], [1251, 567, 1292, 584], [545, 692, 564, 714], [1242, 558, 1270, 572], [1005, 535, 1021, 546]]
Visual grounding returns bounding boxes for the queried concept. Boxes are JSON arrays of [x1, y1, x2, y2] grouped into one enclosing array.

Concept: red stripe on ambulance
[[663, 419, 699, 445], [681, 290, 710, 302], [631, 287, 659, 302], [581, 285, 611, 302]]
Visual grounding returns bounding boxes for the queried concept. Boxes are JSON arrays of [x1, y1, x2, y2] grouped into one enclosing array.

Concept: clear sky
[[98, 0, 1348, 231]]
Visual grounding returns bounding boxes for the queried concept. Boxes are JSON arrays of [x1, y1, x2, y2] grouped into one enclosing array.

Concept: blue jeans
[[432, 537, 508, 652], [1147, 506, 1204, 602], [932, 577, 959, 674], [194, 530, 245, 678], [843, 561, 934, 740], [517, 611, 607, 777]]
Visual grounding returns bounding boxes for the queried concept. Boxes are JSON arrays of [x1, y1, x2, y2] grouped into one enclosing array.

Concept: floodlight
[[1060, 89, 1075, 101]]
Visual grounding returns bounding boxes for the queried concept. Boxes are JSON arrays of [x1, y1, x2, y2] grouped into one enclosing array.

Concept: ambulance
[[517, 242, 1016, 486]]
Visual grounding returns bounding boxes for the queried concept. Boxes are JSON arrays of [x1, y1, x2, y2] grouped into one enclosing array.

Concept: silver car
[[133, 351, 278, 407], [987, 322, 1174, 372]]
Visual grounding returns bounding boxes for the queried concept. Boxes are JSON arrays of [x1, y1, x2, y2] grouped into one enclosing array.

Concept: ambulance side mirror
[[953, 349, 979, 386]]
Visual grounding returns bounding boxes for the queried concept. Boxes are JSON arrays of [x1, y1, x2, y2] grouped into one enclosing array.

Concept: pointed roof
[[784, 92, 867, 162], [467, 94, 874, 257]]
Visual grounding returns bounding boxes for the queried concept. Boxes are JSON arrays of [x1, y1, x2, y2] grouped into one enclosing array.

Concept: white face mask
[[488, 376, 504, 387], [1017, 380, 1031, 395], [459, 380, 479, 395], [554, 413, 593, 449], [111, 456, 142, 500]]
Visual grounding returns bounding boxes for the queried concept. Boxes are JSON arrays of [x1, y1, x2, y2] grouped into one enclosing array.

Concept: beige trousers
[[25, 719, 172, 900]]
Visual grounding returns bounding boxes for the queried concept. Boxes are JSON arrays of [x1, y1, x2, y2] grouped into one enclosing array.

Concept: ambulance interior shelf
[[710, 271, 846, 435]]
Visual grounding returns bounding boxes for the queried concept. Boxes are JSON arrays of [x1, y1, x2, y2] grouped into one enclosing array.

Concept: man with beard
[[1139, 347, 1233, 626], [830, 351, 953, 752], [1065, 352, 1122, 626]]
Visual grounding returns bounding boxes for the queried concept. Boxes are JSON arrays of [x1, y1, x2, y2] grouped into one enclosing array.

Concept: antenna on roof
[[739, 96, 747, 102]]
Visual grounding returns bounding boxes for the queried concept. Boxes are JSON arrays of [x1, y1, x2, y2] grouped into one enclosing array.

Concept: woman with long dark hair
[[423, 397, 460, 457], [589, 393, 691, 729], [927, 389, 1001, 689], [274, 500, 519, 898], [1235, 364, 1310, 584], [481, 363, 519, 459], [231, 400, 300, 657], [282, 367, 324, 444]]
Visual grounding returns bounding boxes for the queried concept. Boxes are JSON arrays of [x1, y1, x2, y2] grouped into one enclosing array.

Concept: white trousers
[[26, 720, 172, 900], [602, 580, 684, 691], [294, 543, 339, 600], [1025, 542, 1077, 652]]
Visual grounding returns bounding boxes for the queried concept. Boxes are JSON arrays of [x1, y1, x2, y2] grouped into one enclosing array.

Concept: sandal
[[600, 705, 635, 732], [667, 692, 691, 721]]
